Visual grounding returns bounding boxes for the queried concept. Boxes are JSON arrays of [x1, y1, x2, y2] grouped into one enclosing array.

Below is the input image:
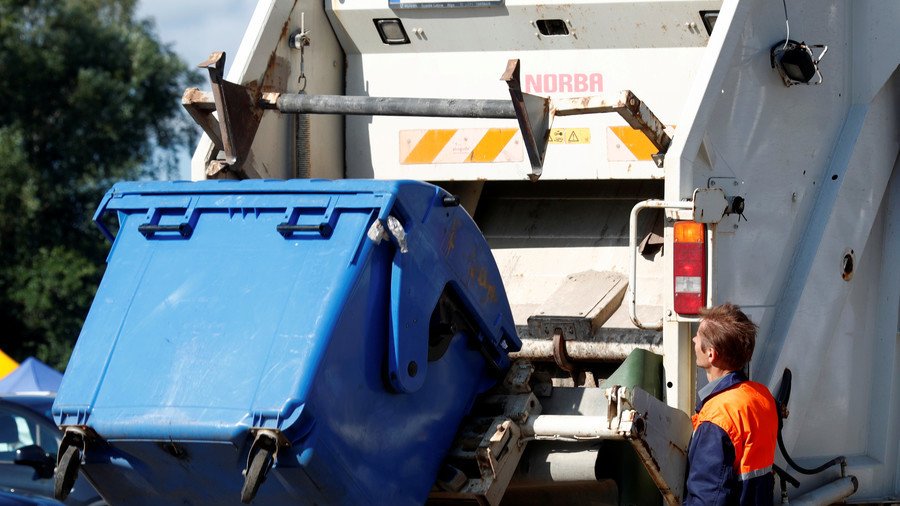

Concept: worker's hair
[[698, 303, 758, 371]]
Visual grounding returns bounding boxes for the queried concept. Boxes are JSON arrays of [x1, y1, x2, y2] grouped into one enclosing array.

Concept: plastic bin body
[[53, 179, 519, 505]]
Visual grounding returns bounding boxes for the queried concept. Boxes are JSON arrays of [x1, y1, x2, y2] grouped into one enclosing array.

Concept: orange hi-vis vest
[[691, 380, 778, 481]]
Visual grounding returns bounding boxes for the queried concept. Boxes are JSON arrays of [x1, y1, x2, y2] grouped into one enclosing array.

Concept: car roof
[[0, 393, 56, 420]]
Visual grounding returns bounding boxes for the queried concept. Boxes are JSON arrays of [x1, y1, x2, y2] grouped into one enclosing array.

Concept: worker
[[684, 303, 778, 505]]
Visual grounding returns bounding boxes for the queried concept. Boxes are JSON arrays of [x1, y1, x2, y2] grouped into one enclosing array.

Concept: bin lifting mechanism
[[183, 54, 672, 181]]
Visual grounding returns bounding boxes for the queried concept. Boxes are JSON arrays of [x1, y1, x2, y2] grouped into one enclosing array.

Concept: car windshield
[[0, 396, 59, 461]]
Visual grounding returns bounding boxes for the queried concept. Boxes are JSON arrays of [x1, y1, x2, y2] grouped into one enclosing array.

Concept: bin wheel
[[55, 445, 82, 501], [241, 446, 274, 504]]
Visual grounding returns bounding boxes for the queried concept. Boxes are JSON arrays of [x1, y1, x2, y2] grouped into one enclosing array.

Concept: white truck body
[[188, 0, 900, 502]]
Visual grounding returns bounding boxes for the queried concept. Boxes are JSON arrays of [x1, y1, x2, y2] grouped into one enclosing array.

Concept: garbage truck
[[52, 0, 899, 504]]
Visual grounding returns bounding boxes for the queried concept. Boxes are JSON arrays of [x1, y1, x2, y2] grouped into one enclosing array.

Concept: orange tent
[[0, 349, 18, 380]]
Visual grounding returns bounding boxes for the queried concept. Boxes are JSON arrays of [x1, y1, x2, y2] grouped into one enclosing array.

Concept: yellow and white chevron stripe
[[400, 128, 523, 164], [607, 125, 675, 161]]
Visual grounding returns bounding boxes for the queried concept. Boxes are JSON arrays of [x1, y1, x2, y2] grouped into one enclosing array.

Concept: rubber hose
[[775, 369, 845, 475]]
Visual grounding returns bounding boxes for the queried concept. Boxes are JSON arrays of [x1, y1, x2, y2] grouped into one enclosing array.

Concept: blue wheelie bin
[[52, 179, 519, 505]]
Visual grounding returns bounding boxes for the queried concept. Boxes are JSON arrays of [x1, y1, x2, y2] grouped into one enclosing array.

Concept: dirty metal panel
[[623, 387, 692, 505], [473, 180, 665, 335], [527, 270, 627, 340]]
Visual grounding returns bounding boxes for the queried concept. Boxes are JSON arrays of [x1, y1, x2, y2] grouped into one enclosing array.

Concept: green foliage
[[10, 247, 100, 368], [0, 0, 198, 370]]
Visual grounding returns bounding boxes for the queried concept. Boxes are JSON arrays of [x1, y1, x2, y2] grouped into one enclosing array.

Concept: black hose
[[777, 422, 845, 475], [775, 368, 845, 475]]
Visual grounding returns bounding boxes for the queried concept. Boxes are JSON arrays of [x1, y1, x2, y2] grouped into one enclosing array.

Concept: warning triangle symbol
[[568, 131, 579, 143]]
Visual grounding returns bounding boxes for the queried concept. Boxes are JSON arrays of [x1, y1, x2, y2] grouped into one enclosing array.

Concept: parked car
[[0, 394, 104, 506], [0, 490, 64, 505]]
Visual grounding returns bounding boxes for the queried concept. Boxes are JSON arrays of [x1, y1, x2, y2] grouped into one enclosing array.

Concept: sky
[[136, 0, 259, 178], [137, 0, 258, 76]]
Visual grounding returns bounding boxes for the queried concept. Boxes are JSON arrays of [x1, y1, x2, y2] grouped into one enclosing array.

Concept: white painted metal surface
[[665, 0, 900, 500], [328, 0, 716, 181]]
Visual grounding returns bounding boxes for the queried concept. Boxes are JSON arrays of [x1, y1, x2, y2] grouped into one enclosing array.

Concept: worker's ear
[[707, 347, 718, 365]]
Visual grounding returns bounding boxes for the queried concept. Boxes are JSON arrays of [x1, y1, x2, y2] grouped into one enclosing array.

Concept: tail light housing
[[673, 221, 706, 315]]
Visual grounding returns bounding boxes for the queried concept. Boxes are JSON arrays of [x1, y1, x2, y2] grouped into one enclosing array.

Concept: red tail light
[[673, 221, 706, 315]]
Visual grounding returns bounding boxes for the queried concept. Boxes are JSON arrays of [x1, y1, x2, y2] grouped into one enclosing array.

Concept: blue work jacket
[[684, 371, 778, 505]]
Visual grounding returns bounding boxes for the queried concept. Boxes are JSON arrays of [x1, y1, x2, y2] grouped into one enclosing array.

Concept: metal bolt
[[733, 224, 739, 229], [733, 181, 739, 186], [710, 180, 716, 186], [792, 192, 798, 201]]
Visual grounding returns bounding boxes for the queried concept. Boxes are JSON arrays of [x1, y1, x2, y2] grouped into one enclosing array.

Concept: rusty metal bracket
[[189, 52, 264, 179], [182, 88, 223, 153], [553, 90, 672, 167], [552, 329, 587, 386], [502, 59, 552, 181]]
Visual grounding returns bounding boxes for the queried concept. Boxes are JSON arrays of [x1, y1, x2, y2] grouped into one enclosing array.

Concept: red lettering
[[559, 73, 573, 92], [524, 74, 541, 94], [590, 73, 603, 92], [522, 73, 604, 94], [544, 74, 558, 93], [575, 73, 588, 92]]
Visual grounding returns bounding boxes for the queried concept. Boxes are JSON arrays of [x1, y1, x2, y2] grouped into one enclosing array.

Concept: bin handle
[[138, 223, 192, 238], [136, 203, 199, 240], [628, 200, 692, 330], [276, 223, 332, 238]]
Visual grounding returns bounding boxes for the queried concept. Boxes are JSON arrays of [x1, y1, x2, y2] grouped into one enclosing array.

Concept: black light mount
[[770, 39, 828, 87]]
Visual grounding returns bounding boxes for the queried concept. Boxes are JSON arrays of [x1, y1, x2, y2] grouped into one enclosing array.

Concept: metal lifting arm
[[553, 90, 672, 167], [183, 56, 672, 181]]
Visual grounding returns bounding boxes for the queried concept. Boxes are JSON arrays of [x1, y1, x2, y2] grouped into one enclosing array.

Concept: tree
[[0, 0, 198, 370]]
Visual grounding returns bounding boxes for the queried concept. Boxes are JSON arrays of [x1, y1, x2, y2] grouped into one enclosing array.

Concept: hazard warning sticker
[[607, 125, 674, 161], [399, 128, 523, 164], [548, 128, 591, 145]]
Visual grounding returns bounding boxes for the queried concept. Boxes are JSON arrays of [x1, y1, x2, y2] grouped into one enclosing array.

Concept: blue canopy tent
[[0, 357, 63, 394]]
